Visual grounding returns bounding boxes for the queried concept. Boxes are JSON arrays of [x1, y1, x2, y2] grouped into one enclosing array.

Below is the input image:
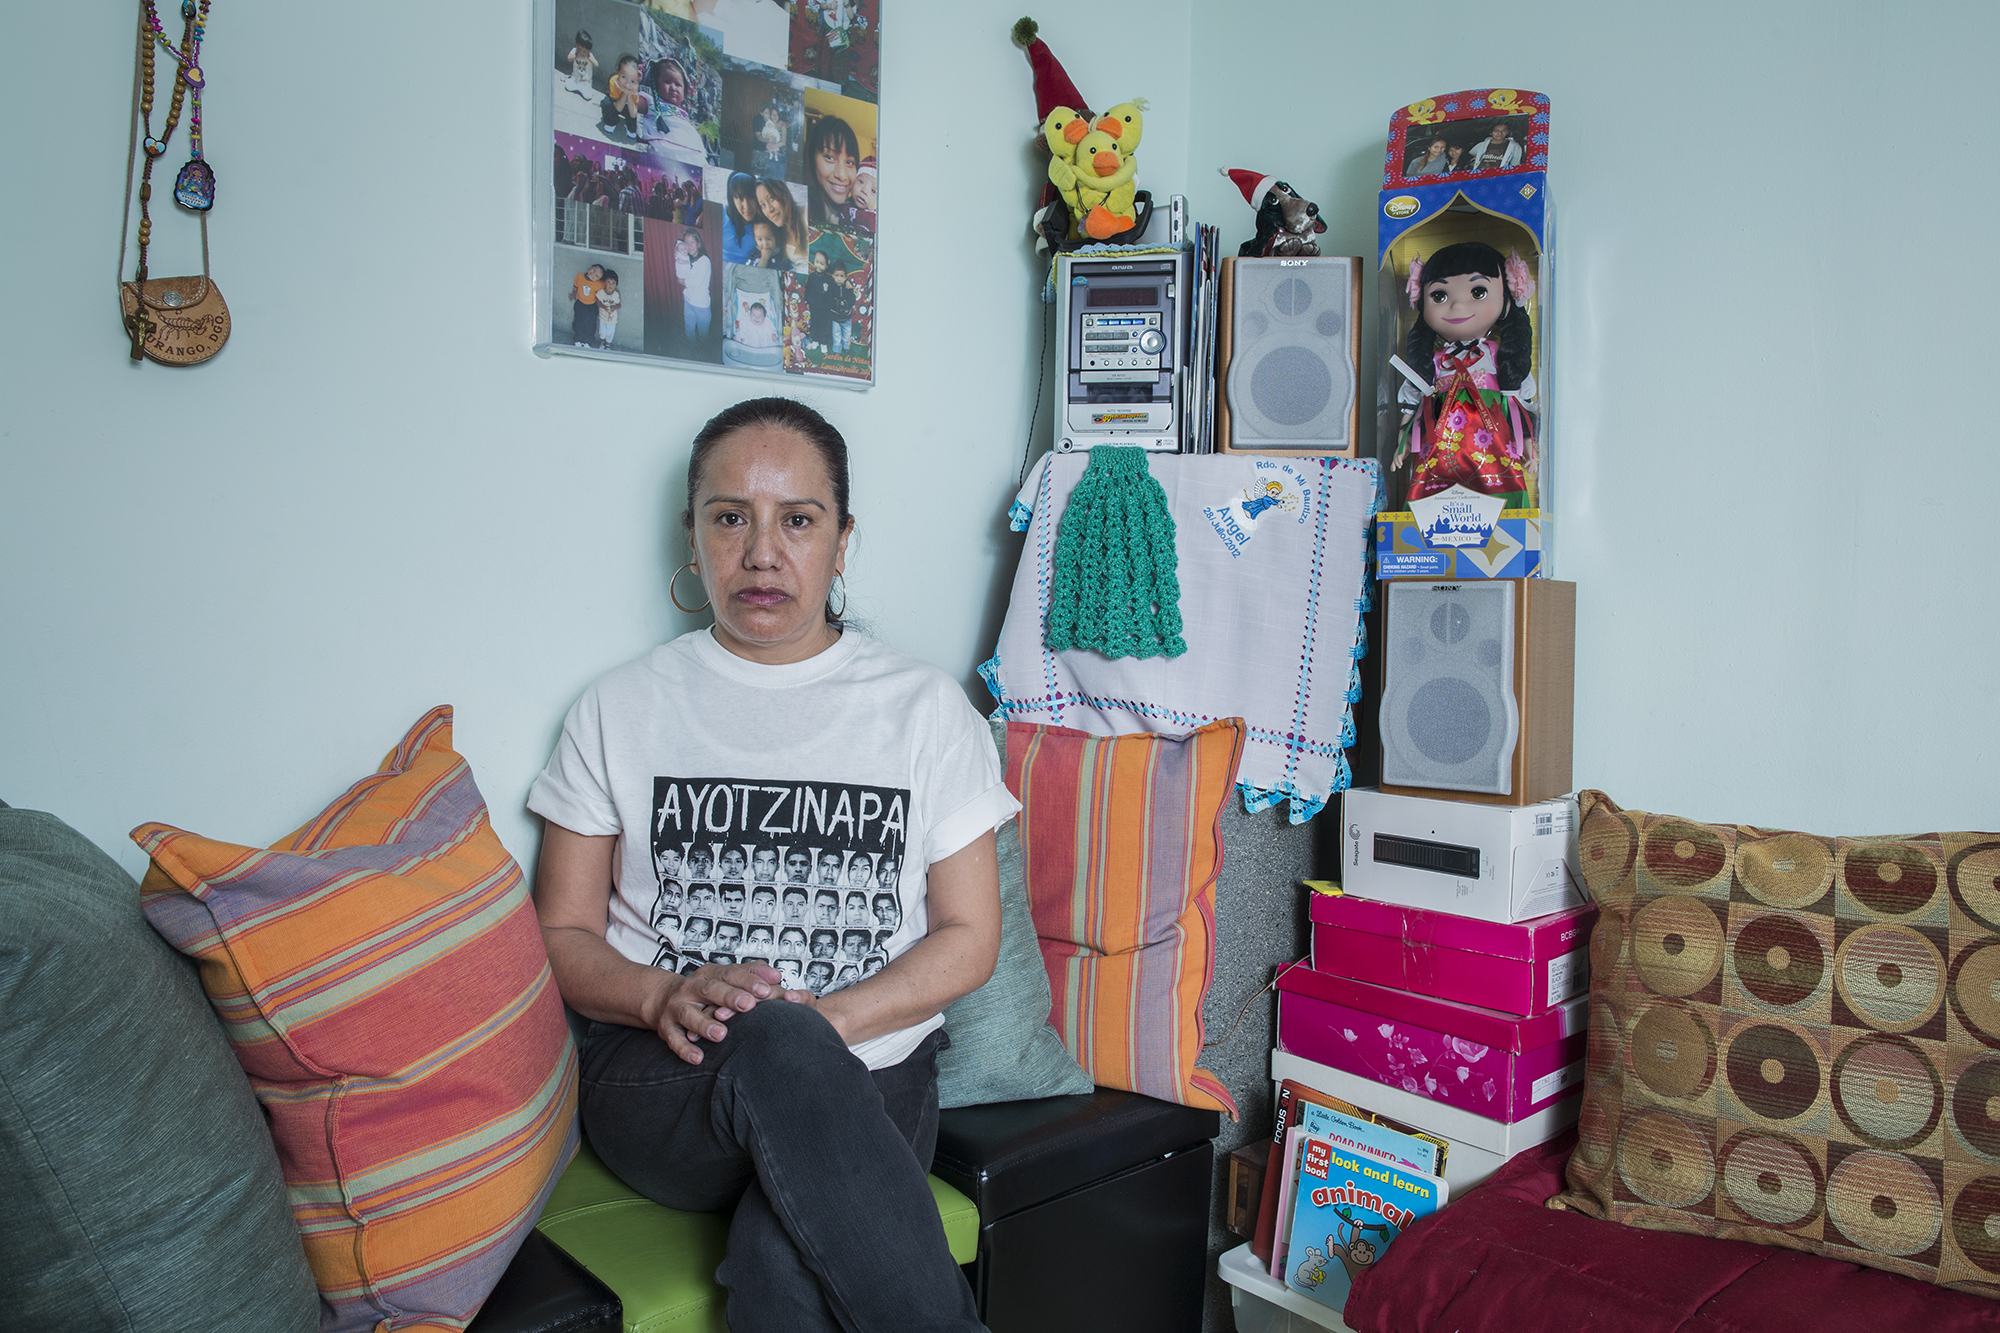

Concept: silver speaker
[[1381, 581, 1520, 796], [1220, 256, 1358, 454]]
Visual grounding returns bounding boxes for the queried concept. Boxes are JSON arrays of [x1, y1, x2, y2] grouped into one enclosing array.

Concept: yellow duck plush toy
[[1047, 109, 1143, 241], [1063, 127, 1139, 239], [1043, 105, 1091, 225], [1043, 106, 1090, 159], [1093, 99, 1146, 156], [1015, 18, 1149, 249]]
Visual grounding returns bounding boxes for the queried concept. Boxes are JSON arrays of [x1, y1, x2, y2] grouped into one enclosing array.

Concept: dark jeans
[[579, 1001, 984, 1333], [599, 96, 637, 133]]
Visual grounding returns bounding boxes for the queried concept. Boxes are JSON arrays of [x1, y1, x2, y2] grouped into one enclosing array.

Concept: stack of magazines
[[1253, 1077, 1451, 1310], [1178, 221, 1222, 454]]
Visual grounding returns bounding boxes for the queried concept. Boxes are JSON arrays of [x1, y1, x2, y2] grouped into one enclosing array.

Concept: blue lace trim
[[1240, 778, 1333, 825], [976, 655, 1005, 705]]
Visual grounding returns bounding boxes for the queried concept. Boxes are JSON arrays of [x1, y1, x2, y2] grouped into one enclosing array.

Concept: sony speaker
[[1216, 255, 1360, 457], [1380, 578, 1575, 806]]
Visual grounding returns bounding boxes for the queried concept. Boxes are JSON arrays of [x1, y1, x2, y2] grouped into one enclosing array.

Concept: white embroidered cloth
[[980, 452, 1381, 822]]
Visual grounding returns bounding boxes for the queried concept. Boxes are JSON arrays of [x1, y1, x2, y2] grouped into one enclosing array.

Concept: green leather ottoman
[[535, 1141, 980, 1333]]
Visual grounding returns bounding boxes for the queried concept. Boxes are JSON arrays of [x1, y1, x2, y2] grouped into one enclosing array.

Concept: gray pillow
[[0, 808, 318, 1333], [936, 717, 1095, 1108]]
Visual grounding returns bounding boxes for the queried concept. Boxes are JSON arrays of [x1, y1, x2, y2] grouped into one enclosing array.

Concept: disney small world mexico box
[[1376, 506, 1541, 580], [1373, 89, 1552, 580]]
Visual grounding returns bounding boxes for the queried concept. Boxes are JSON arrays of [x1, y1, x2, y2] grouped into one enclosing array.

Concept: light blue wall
[[0, 0, 1188, 873], [3, 0, 1992, 877], [1182, 0, 2000, 833]]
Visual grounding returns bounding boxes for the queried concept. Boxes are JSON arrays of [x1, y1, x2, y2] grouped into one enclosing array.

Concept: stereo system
[[1216, 255, 1360, 457], [1054, 252, 1187, 454], [1379, 578, 1575, 806]]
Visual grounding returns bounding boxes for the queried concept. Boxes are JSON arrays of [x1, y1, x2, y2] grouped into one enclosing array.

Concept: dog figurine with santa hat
[[1222, 167, 1327, 257]]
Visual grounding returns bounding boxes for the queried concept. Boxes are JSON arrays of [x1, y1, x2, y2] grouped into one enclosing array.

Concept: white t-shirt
[[528, 628, 1019, 1070], [676, 252, 713, 310], [1470, 138, 1522, 171]]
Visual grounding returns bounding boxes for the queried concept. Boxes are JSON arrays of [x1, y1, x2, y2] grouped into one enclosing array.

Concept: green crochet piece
[[1045, 446, 1187, 659]]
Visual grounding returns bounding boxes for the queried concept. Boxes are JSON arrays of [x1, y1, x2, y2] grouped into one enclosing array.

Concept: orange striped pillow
[[1006, 717, 1245, 1117], [133, 707, 578, 1333]]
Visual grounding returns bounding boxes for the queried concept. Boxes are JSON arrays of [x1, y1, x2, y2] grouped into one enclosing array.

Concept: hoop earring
[[670, 561, 710, 614], [828, 572, 847, 620]]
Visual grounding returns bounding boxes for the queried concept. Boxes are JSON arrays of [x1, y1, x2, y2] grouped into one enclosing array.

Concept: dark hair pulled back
[[684, 398, 852, 626]]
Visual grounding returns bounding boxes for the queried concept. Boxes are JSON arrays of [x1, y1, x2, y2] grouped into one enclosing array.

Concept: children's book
[[1282, 1132, 1448, 1311], [1249, 1081, 1298, 1264], [1286, 1078, 1452, 1178], [1267, 1124, 1317, 1279], [1294, 1092, 1441, 1177], [1253, 1076, 1452, 1267], [1269, 1099, 1444, 1279]]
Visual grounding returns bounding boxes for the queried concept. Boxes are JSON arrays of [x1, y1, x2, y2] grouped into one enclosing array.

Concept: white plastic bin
[[1216, 1243, 1354, 1333]]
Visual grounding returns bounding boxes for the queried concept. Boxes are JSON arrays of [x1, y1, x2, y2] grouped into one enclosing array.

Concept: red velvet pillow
[[1344, 1132, 2000, 1332]]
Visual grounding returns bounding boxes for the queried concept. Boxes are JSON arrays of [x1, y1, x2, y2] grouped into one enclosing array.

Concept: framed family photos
[[533, 0, 882, 387]]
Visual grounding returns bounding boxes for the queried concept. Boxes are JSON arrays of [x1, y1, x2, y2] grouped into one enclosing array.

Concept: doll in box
[[1392, 241, 1538, 509]]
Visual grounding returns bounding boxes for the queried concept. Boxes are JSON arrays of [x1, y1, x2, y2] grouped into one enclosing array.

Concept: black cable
[[1020, 295, 1051, 488]]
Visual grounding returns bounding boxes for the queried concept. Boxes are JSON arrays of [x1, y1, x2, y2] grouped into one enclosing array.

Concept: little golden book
[[1283, 1132, 1448, 1310]]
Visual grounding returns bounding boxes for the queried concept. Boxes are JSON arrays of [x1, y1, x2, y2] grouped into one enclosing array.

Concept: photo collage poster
[[645, 776, 912, 997], [546, 0, 880, 385]]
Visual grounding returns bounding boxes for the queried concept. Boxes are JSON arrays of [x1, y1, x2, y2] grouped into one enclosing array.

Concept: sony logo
[[1279, 259, 1308, 267]]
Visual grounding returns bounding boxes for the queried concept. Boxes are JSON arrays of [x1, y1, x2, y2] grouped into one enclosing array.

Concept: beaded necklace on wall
[[148, 0, 215, 210], [120, 0, 230, 364]]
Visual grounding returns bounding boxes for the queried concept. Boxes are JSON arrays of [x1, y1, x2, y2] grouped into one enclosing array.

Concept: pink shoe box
[[1309, 893, 1596, 1018], [1276, 964, 1588, 1124]]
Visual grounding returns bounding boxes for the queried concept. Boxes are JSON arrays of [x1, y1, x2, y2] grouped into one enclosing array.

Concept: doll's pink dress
[[1405, 338, 1534, 508]]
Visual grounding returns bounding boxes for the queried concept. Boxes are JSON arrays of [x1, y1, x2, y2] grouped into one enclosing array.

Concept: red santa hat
[[1220, 168, 1277, 212], [1012, 17, 1090, 120]]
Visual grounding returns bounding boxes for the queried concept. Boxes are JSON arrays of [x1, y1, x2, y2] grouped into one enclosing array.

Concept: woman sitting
[[528, 397, 1010, 1333]]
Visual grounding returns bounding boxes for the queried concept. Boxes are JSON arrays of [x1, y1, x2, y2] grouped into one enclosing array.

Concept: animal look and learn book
[[1252, 1077, 1450, 1264], [1282, 1132, 1447, 1310], [1268, 1104, 1444, 1281]]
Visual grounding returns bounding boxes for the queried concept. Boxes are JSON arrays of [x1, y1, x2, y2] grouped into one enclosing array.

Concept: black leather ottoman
[[465, 1231, 621, 1333], [933, 1089, 1219, 1333]]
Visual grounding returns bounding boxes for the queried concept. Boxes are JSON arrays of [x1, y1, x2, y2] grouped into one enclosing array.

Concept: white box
[[1339, 787, 1582, 924], [1271, 1048, 1578, 1199]]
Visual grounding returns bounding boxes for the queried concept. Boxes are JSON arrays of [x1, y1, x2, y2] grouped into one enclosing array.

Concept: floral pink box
[[1276, 964, 1587, 1124], [1309, 893, 1595, 1017]]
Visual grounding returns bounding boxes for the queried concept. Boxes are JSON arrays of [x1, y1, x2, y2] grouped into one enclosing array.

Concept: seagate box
[[1339, 787, 1582, 925]]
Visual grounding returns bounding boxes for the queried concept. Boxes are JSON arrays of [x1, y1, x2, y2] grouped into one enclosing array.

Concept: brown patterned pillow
[[1552, 790, 2000, 1296]]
